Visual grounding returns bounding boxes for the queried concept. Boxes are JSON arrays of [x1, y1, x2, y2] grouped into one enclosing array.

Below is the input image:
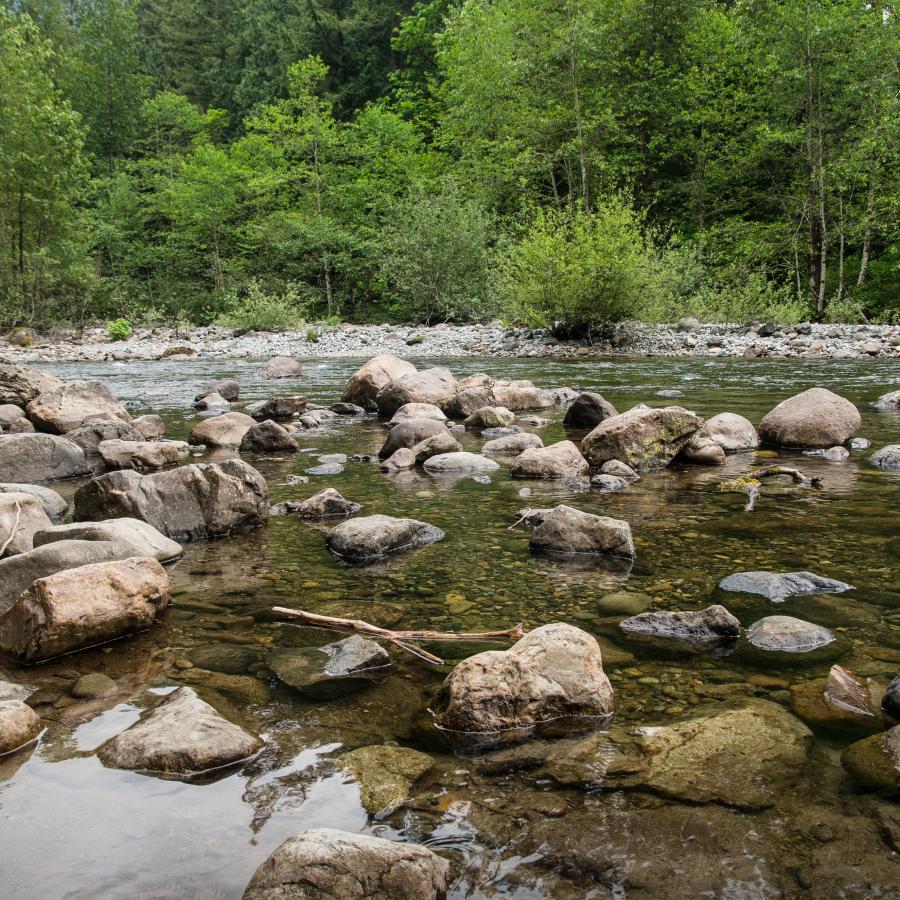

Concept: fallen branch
[[0, 499, 21, 557], [752, 464, 823, 487], [719, 464, 822, 512], [272, 607, 526, 665]]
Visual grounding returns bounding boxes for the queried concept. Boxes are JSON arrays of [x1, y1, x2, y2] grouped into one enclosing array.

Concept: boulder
[[378, 418, 446, 459], [458, 373, 495, 388], [746, 615, 835, 652], [600, 459, 638, 480], [388, 402, 446, 425], [678, 434, 726, 466], [492, 381, 556, 411], [0, 492, 53, 557], [241, 828, 449, 900], [245, 396, 307, 420], [329, 402, 365, 415], [431, 623, 614, 751], [339, 744, 433, 815], [870, 444, 900, 471], [698, 412, 760, 452], [619, 605, 740, 648], [195, 378, 239, 402], [33, 518, 183, 562], [581, 406, 703, 470], [873, 390, 900, 410], [409, 432, 463, 464], [73, 460, 269, 541], [274, 488, 361, 519], [269, 635, 390, 699], [443, 385, 496, 418], [379, 448, 416, 472], [98, 439, 189, 471], [528, 504, 635, 558], [342, 355, 417, 411], [260, 356, 302, 379], [422, 452, 499, 474], [239, 420, 299, 452], [758, 388, 860, 449], [0, 556, 170, 663], [509, 440, 589, 479], [0, 699, 42, 755], [64, 418, 144, 455], [718, 570, 853, 603], [482, 432, 543, 455], [882, 675, 900, 727], [26, 380, 131, 434], [71, 672, 118, 699], [193, 392, 230, 413], [463, 406, 514, 430], [375, 367, 457, 419], [326, 515, 444, 563], [189, 411, 255, 448], [0, 403, 25, 426], [97, 686, 262, 778], [563, 392, 619, 428], [544, 700, 812, 809], [132, 414, 166, 440], [0, 433, 90, 482], [1, 416, 33, 433], [0, 359, 63, 406], [0, 483, 67, 518], [841, 727, 900, 797]]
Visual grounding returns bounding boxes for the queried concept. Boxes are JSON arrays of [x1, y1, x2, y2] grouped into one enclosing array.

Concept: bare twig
[[0, 499, 21, 557], [752, 464, 823, 487]]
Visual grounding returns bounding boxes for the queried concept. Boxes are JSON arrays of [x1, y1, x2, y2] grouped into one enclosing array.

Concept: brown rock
[[509, 440, 588, 479], [759, 388, 860, 449], [342, 355, 417, 411], [189, 411, 255, 448], [260, 356, 302, 379], [26, 380, 131, 434], [0, 699, 42, 755]]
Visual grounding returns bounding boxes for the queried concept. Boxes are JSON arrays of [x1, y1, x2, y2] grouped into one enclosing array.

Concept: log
[[272, 607, 526, 665]]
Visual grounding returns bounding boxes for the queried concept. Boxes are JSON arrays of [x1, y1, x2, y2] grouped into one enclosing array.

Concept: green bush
[[107, 318, 132, 341], [216, 280, 310, 331], [306, 327, 319, 343]]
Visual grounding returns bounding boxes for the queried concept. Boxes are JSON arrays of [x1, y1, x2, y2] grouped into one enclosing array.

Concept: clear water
[[1, 355, 899, 898]]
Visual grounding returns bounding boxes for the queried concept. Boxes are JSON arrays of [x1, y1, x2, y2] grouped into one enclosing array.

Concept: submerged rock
[[746, 615, 835, 653], [842, 727, 900, 797], [98, 686, 262, 779], [759, 387, 860, 449], [422, 451, 499, 474], [870, 444, 900, 471], [26, 380, 131, 434], [698, 412, 760, 452], [241, 828, 449, 900], [619, 605, 740, 648], [0, 433, 90, 482], [339, 743, 433, 815], [0, 699, 42, 755], [326, 515, 444, 563], [342, 354, 417, 411], [71, 672, 118, 699], [269, 635, 390, 699], [563, 392, 618, 428], [430, 622, 614, 751], [528, 504, 635, 559], [873, 389, 900, 410], [718, 570, 853, 602]]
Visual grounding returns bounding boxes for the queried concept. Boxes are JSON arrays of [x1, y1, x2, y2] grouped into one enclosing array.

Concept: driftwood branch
[[752, 465, 823, 487], [719, 464, 822, 512], [0, 499, 21, 557], [272, 607, 526, 665]]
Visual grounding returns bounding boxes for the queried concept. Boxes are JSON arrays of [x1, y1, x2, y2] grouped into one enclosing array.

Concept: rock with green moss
[[339, 743, 433, 815], [841, 726, 900, 797]]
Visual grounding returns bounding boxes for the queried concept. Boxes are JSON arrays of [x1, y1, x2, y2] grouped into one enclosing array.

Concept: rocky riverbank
[[6, 319, 900, 362]]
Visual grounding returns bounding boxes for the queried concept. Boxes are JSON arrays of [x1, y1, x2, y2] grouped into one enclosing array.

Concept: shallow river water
[[2, 354, 899, 899]]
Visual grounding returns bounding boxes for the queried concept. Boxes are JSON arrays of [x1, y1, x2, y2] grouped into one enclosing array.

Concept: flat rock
[[746, 615, 835, 652], [339, 744, 433, 815], [619, 605, 740, 648], [245, 397, 307, 420], [64, 418, 144, 455], [189, 412, 255, 448], [0, 484, 67, 518], [326, 515, 444, 563], [759, 387, 860, 449], [422, 451, 499, 474], [482, 433, 543, 454], [0, 433, 90, 482], [0, 699, 42, 755], [98, 439, 189, 470], [509, 440, 589, 479], [718, 570, 853, 602], [33, 518, 183, 563]]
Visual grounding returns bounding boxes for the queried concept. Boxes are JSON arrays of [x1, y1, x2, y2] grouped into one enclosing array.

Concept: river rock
[[73, 460, 269, 541], [0, 492, 53, 557], [746, 615, 835, 652], [697, 412, 760, 452], [422, 451, 499, 474], [718, 570, 853, 602], [870, 444, 900, 471], [581, 405, 703, 470], [759, 387, 860, 449], [65, 418, 144, 455], [379, 448, 416, 472], [34, 518, 183, 562], [240, 420, 299, 452], [188, 411, 255, 448], [342, 355, 418, 411], [528, 504, 635, 558], [132, 415, 166, 440], [482, 433, 543, 454], [444, 385, 496, 418], [260, 356, 302, 379], [339, 743, 433, 815], [196, 379, 239, 402], [590, 474, 630, 491], [278, 488, 361, 519], [841, 727, 900, 797], [1, 416, 33, 433], [194, 392, 230, 413], [880, 674, 900, 727], [241, 828, 449, 900], [98, 686, 262, 778], [375, 367, 457, 418], [873, 390, 900, 410], [543, 700, 812, 808], [0, 483, 67, 518], [463, 406, 514, 430], [679, 434, 726, 466], [600, 459, 638, 479], [269, 635, 390, 699], [509, 440, 589, 479], [410, 432, 462, 464], [0, 403, 25, 427], [388, 402, 447, 425], [431, 623, 614, 751], [98, 439, 189, 470], [0, 360, 63, 406], [0, 700, 42, 755], [71, 672, 119, 699], [245, 396, 307, 420], [619, 605, 740, 648], [0, 556, 170, 663], [329, 402, 365, 416], [597, 591, 652, 616], [26, 380, 131, 434], [378, 418, 446, 459], [0, 432, 91, 483], [492, 381, 555, 411], [326, 515, 444, 563], [563, 392, 619, 428]]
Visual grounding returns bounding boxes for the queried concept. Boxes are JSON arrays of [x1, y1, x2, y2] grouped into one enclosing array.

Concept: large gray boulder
[[375, 367, 457, 419], [0, 556, 170, 663], [189, 412, 255, 448], [342, 354, 417, 411], [422, 451, 499, 474], [0, 359, 63, 405], [581, 406, 703, 470], [239, 420, 299, 452], [510, 440, 589, 479], [431, 623, 614, 751], [98, 686, 262, 779], [870, 444, 900, 471], [719, 570, 853, 603], [0, 483, 67, 518], [482, 432, 543, 455], [65, 418, 145, 455], [98, 439, 189, 471], [0, 699, 42, 755], [444, 385, 497, 418], [0, 492, 53, 557], [619, 605, 741, 648], [563, 392, 619, 428], [242, 828, 449, 900], [527, 504, 635, 558], [260, 355, 302, 379], [26, 380, 131, 434], [245, 397, 307, 421], [492, 381, 558, 411], [0, 433, 90, 482], [698, 412, 760, 452], [759, 388, 860, 449], [378, 418, 446, 459], [73, 460, 269, 541], [326, 515, 444, 563]]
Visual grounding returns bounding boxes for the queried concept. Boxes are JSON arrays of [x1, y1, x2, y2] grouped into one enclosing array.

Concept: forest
[[0, 0, 898, 331]]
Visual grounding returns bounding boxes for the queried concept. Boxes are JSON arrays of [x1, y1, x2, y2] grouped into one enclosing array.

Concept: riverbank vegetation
[[1, 0, 897, 330]]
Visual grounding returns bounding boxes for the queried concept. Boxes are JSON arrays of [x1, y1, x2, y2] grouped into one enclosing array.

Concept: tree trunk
[[857, 167, 875, 286]]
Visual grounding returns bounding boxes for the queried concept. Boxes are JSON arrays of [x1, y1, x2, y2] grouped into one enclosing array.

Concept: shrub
[[306, 327, 319, 343], [216, 280, 310, 331], [107, 318, 132, 341]]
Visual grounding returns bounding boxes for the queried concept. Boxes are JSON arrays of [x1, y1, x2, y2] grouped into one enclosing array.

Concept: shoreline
[[5, 320, 900, 363]]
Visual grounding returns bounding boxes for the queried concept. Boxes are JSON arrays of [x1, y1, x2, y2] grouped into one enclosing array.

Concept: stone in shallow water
[[527, 504, 635, 559], [596, 591, 652, 616], [870, 444, 900, 471], [326, 515, 444, 563], [305, 462, 344, 476], [841, 726, 900, 797], [746, 615, 835, 653], [338, 743, 433, 815], [271, 488, 361, 519], [422, 451, 498, 474], [718, 570, 853, 602], [269, 635, 390, 699], [71, 673, 118, 699], [590, 473, 631, 491], [186, 644, 259, 675], [619, 605, 740, 648], [97, 686, 262, 779], [0, 699, 42, 755]]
